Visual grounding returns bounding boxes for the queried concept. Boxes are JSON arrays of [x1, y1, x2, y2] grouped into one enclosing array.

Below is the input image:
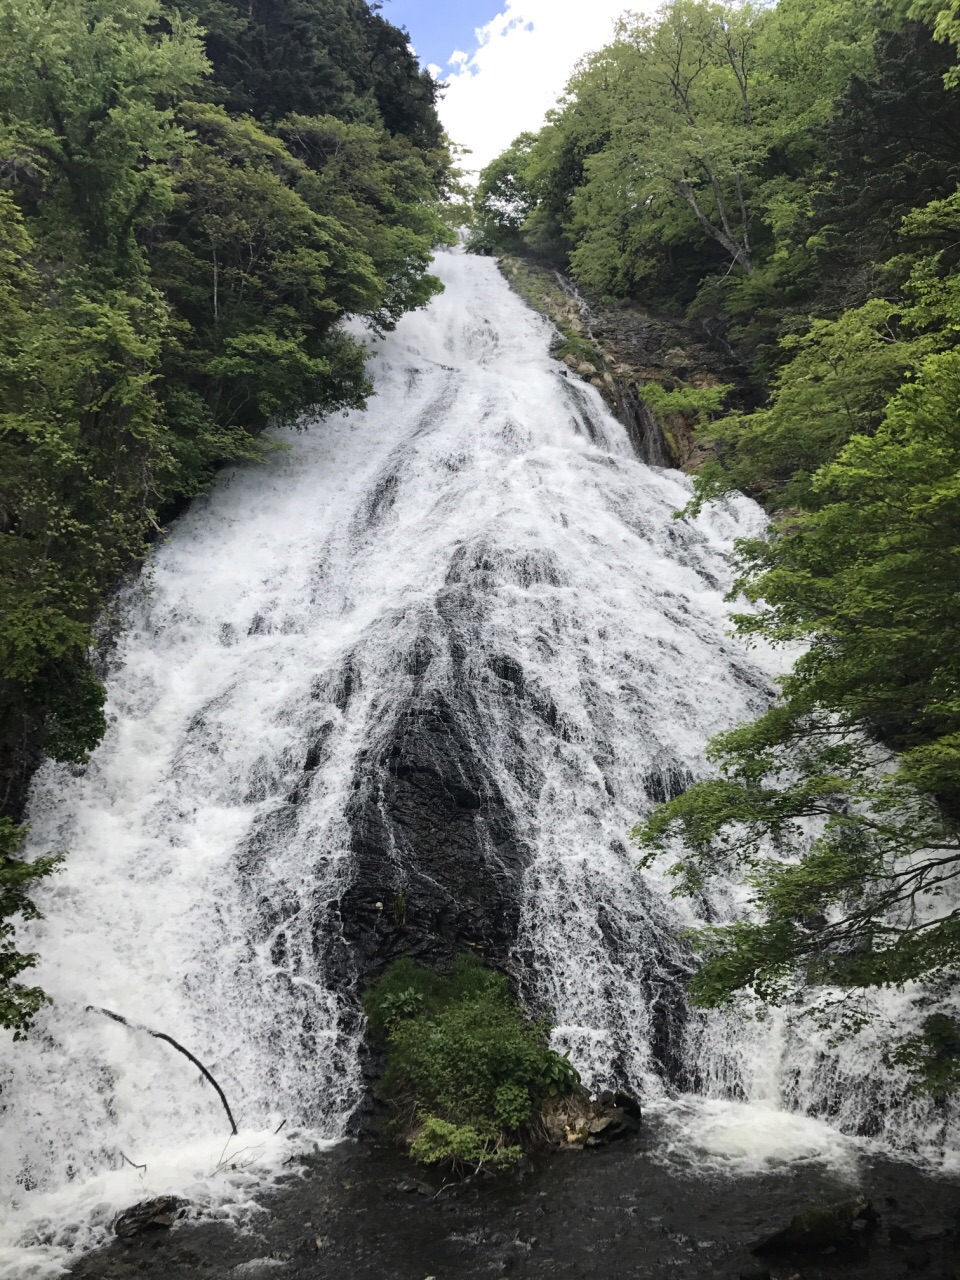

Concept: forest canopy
[[0, 0, 452, 1033], [474, 0, 960, 1091]]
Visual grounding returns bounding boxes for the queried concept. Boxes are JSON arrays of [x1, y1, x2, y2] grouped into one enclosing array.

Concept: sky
[[383, 0, 651, 173]]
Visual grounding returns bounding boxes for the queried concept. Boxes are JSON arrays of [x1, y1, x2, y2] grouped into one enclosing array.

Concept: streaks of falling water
[[0, 251, 956, 1278]]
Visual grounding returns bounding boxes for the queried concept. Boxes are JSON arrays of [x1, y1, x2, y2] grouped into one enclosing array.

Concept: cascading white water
[[1, 250, 956, 1276]]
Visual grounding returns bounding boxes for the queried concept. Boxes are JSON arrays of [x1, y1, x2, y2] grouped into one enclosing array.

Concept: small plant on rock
[[541, 1048, 582, 1096]]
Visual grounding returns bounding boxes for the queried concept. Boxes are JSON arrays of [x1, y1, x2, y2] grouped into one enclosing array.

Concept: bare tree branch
[[87, 1005, 239, 1136]]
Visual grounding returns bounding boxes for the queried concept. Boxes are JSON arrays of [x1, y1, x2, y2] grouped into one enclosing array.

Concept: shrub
[[409, 1117, 522, 1170], [364, 955, 580, 1171]]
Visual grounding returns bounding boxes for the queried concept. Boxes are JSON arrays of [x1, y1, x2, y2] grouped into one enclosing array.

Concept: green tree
[[472, 0, 872, 324], [687, 186, 960, 511], [170, 0, 444, 153], [0, 819, 62, 1037], [0, 0, 202, 789], [568, 1, 769, 289], [909, 0, 960, 82], [636, 346, 960, 1089], [470, 133, 538, 253], [807, 19, 960, 308], [152, 105, 376, 473], [0, 0, 207, 263]]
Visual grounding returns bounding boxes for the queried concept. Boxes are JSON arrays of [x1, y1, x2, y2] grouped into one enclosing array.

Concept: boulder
[[890, 1222, 948, 1246], [904, 1245, 932, 1271], [753, 1198, 876, 1256], [114, 1196, 189, 1239]]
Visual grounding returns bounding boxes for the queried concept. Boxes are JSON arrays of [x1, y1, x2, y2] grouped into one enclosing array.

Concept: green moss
[[364, 955, 580, 1172]]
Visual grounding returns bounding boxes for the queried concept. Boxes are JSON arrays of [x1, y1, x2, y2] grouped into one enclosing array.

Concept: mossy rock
[[753, 1198, 876, 1256]]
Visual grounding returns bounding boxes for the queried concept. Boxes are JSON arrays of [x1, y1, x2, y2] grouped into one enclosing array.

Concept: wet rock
[[904, 1244, 932, 1269], [338, 689, 529, 989], [114, 1196, 189, 1239], [738, 1269, 772, 1280], [496, 253, 749, 471], [598, 1089, 643, 1123], [891, 1223, 949, 1246], [540, 1090, 641, 1149], [753, 1198, 876, 1256]]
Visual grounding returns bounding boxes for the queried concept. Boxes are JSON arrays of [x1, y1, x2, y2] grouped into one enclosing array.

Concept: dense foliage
[[473, 0, 960, 1088], [0, 819, 61, 1037], [0, 0, 451, 1033], [364, 957, 580, 1170]]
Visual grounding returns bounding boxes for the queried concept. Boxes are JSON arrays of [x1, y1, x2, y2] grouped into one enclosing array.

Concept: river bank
[[71, 1115, 960, 1280]]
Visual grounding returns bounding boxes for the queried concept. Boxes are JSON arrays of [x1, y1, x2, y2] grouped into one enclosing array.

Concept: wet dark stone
[[753, 1197, 876, 1256], [114, 1196, 189, 1239], [905, 1245, 933, 1270], [488, 653, 525, 691], [643, 763, 694, 805], [891, 1223, 950, 1246], [337, 688, 528, 985], [615, 383, 676, 467], [361, 468, 400, 528]]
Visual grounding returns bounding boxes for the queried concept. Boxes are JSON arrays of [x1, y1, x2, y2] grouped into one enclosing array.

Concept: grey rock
[[114, 1196, 189, 1239]]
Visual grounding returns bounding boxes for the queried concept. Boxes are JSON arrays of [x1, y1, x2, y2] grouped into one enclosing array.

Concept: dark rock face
[[497, 254, 752, 472], [0, 709, 44, 824], [339, 688, 528, 985], [611, 383, 676, 468]]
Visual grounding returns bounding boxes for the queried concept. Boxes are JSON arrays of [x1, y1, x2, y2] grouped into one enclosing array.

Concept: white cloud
[[438, 1, 655, 173]]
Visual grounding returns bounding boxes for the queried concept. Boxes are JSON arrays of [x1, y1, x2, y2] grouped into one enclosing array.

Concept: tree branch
[[87, 1005, 239, 1135]]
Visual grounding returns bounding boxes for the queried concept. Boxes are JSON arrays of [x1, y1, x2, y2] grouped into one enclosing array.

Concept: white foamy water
[[1, 251, 955, 1275]]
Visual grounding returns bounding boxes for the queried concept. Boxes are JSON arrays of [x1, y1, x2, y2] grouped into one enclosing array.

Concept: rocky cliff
[[496, 255, 749, 471]]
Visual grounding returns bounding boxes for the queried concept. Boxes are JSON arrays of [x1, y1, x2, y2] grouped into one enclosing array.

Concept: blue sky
[[382, 0, 501, 71]]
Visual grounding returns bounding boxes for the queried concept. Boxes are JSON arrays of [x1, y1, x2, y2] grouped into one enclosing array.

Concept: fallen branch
[[87, 1006, 238, 1136], [120, 1151, 147, 1173]]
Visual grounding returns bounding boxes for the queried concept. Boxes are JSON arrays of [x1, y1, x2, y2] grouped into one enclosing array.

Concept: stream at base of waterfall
[[1, 251, 958, 1279]]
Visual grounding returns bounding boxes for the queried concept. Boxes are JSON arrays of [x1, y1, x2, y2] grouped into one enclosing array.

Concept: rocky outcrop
[[339, 688, 528, 985], [496, 255, 749, 471]]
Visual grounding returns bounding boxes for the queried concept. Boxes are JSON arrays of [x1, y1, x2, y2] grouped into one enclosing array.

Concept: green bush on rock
[[363, 956, 580, 1171]]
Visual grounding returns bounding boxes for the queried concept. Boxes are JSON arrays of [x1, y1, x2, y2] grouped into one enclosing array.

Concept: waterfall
[[0, 250, 955, 1276]]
